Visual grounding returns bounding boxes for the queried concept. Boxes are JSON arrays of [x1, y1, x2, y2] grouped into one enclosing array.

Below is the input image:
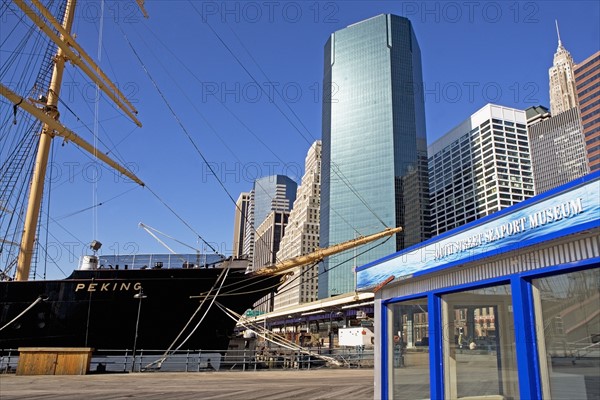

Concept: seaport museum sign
[[435, 197, 584, 261], [356, 177, 600, 290]]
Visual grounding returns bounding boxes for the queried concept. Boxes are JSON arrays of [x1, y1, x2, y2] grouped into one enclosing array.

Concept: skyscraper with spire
[[549, 21, 579, 115], [526, 21, 590, 194]]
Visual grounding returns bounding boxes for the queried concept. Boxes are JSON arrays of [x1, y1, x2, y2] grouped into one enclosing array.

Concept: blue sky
[[3, 1, 599, 278]]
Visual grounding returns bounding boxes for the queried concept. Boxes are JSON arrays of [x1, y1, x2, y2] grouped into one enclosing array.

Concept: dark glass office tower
[[320, 14, 429, 298]]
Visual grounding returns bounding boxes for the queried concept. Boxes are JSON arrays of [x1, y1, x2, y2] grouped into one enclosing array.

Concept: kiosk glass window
[[389, 299, 430, 399], [442, 284, 520, 399], [533, 268, 600, 400]]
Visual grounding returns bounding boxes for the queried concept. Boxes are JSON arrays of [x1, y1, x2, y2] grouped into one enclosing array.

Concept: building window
[[532, 268, 600, 399], [388, 299, 430, 399], [442, 284, 519, 399]]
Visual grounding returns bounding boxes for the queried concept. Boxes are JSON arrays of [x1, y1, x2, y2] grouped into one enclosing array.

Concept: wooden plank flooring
[[0, 369, 375, 400]]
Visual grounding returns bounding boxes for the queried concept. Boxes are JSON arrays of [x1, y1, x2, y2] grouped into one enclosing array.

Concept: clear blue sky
[[6, 1, 598, 278]]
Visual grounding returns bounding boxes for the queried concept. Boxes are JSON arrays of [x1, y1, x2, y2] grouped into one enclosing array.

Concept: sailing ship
[[0, 0, 401, 352]]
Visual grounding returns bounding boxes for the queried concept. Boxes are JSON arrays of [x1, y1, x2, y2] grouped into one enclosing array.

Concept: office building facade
[[253, 210, 290, 313], [428, 104, 535, 236], [320, 14, 429, 298], [527, 107, 589, 193], [253, 175, 297, 233], [575, 50, 600, 171], [525, 105, 551, 126], [245, 175, 297, 272], [242, 190, 255, 268], [274, 141, 321, 310], [232, 192, 250, 258], [253, 210, 290, 270]]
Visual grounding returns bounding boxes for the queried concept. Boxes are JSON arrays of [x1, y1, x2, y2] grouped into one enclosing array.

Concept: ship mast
[[15, 0, 77, 281], [5, 0, 146, 281]]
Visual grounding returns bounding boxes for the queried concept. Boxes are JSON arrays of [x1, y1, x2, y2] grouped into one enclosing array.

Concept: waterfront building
[[232, 192, 250, 258], [527, 107, 589, 194], [320, 14, 429, 298], [574, 50, 600, 171], [428, 104, 534, 236], [549, 22, 579, 115], [274, 141, 322, 310], [359, 172, 600, 399]]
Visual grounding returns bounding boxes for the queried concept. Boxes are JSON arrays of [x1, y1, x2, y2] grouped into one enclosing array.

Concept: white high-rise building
[[241, 190, 255, 268], [232, 192, 250, 258], [549, 21, 579, 116], [274, 141, 321, 309], [429, 104, 535, 236]]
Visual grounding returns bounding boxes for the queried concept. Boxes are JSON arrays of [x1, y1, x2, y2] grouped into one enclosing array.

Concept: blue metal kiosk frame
[[357, 172, 600, 399]]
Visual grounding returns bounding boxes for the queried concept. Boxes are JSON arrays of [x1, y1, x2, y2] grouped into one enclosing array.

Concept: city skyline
[[1, 2, 598, 279]]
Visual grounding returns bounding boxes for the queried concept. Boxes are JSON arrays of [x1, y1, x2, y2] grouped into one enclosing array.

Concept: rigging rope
[[116, 22, 236, 256], [144, 266, 230, 369], [187, 1, 389, 232], [216, 303, 344, 367], [0, 295, 46, 332]]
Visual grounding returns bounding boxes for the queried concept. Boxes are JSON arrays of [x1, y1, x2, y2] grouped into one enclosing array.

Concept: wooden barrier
[[17, 347, 93, 375]]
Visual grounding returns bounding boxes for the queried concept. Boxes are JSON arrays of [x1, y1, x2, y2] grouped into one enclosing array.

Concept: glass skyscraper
[[320, 14, 429, 298], [253, 175, 297, 232]]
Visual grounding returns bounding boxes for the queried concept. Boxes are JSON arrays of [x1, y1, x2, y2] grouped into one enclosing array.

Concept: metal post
[[131, 289, 147, 372], [329, 311, 334, 354], [185, 349, 189, 372]]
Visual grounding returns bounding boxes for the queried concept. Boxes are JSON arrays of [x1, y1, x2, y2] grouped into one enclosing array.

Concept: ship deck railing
[[0, 347, 374, 374]]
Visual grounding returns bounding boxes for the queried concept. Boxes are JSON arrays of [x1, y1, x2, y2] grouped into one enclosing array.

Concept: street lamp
[[131, 288, 147, 372]]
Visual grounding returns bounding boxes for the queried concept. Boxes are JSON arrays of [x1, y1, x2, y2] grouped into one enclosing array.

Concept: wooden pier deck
[[0, 369, 374, 399]]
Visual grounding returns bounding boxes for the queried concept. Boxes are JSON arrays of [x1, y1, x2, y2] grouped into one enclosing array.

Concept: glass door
[[442, 284, 520, 399]]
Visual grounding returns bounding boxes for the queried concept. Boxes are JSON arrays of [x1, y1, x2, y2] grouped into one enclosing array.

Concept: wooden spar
[[252, 226, 402, 276], [0, 84, 144, 186], [14, 0, 142, 127]]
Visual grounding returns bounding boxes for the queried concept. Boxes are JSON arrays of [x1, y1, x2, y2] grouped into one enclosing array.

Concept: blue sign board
[[356, 173, 600, 290]]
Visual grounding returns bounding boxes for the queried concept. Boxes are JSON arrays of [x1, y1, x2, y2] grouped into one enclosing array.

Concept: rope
[[216, 302, 344, 367], [144, 266, 230, 369], [0, 296, 46, 332]]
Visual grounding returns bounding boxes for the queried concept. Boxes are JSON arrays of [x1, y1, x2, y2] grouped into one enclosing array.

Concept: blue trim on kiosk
[[511, 276, 542, 399], [428, 293, 443, 399]]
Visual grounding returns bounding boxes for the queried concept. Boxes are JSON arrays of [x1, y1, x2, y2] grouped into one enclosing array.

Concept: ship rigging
[[0, 0, 402, 354]]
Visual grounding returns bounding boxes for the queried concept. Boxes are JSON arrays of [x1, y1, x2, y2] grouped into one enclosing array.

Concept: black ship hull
[[0, 267, 279, 352]]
